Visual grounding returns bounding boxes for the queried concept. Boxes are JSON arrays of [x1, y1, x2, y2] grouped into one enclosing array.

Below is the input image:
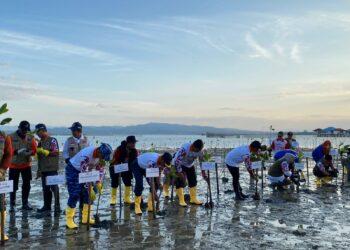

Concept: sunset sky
[[1, 0, 350, 131]]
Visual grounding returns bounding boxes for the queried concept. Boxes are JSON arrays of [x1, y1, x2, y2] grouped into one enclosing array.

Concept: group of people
[[0, 123, 345, 240]]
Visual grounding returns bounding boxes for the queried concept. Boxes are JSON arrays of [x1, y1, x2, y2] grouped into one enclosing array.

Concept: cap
[[99, 143, 113, 161], [35, 123, 47, 132], [278, 131, 284, 136], [287, 131, 293, 136], [126, 135, 138, 143], [162, 152, 173, 166], [18, 121, 31, 132], [69, 122, 83, 131]]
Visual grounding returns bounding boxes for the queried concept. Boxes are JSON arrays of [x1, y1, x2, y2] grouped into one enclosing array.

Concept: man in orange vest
[[8, 121, 37, 211]]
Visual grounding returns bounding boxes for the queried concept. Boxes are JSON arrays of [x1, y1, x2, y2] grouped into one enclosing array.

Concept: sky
[[1, 0, 350, 132]]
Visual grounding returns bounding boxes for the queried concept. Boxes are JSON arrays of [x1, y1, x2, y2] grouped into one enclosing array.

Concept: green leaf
[[0, 118, 12, 125], [0, 103, 9, 115]]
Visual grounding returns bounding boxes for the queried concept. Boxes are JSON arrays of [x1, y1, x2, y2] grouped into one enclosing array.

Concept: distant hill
[[2, 122, 262, 135]]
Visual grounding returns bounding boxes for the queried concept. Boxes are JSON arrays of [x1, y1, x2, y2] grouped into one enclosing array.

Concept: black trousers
[[9, 167, 32, 206], [41, 171, 60, 209], [227, 165, 241, 195], [109, 166, 133, 188], [175, 165, 197, 188]]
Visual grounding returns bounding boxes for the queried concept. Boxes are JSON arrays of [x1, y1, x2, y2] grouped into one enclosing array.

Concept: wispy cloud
[[0, 29, 131, 67], [245, 32, 272, 59]]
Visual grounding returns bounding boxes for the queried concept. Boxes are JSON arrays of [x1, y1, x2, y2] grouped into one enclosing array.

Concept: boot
[[321, 176, 332, 185], [124, 186, 134, 204], [54, 189, 61, 214], [189, 186, 203, 205], [0, 211, 8, 241], [239, 185, 249, 199], [135, 196, 142, 215], [82, 204, 95, 225], [147, 193, 154, 212], [175, 188, 188, 207], [110, 188, 117, 206], [37, 191, 52, 213], [65, 207, 78, 229], [9, 192, 16, 212], [316, 177, 321, 186], [163, 183, 170, 198], [22, 187, 32, 211], [235, 192, 245, 200]]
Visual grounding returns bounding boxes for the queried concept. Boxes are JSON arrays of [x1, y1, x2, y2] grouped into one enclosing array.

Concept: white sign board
[[46, 175, 65, 186], [79, 170, 100, 184], [292, 141, 299, 148], [251, 161, 262, 170], [202, 162, 216, 171], [211, 156, 222, 164], [114, 163, 129, 174], [303, 152, 312, 158], [146, 168, 160, 178], [0, 180, 13, 194], [330, 148, 338, 156], [295, 163, 305, 170]]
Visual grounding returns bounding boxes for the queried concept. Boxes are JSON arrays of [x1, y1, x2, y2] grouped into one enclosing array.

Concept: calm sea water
[[53, 134, 350, 150]]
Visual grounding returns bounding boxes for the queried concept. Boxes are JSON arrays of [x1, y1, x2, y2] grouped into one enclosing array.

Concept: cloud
[[0, 77, 40, 100], [278, 79, 350, 98], [0, 29, 131, 67], [290, 44, 301, 63], [245, 32, 272, 59]]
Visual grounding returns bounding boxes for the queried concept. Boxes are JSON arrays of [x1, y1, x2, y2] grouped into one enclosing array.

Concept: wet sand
[[2, 153, 350, 250]]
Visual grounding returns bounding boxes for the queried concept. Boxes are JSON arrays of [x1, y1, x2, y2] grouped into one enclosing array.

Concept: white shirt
[[137, 152, 160, 169], [173, 142, 203, 172], [225, 145, 251, 169], [69, 146, 100, 172], [63, 134, 90, 159]]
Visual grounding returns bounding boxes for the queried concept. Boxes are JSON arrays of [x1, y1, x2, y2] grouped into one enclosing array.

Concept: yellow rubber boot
[[175, 188, 188, 207], [147, 193, 154, 212], [345, 168, 348, 176], [82, 204, 95, 225], [315, 177, 321, 186], [321, 176, 332, 184], [0, 211, 8, 241], [66, 207, 78, 229], [110, 188, 117, 206], [189, 186, 203, 205], [124, 186, 134, 204], [163, 183, 170, 198], [135, 196, 142, 215]]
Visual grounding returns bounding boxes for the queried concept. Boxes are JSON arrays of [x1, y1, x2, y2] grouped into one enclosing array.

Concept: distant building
[[313, 127, 350, 137]]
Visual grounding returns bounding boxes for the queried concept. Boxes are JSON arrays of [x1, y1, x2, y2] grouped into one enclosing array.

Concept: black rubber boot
[[10, 192, 16, 212], [54, 188, 62, 214], [37, 191, 52, 213], [22, 187, 33, 211]]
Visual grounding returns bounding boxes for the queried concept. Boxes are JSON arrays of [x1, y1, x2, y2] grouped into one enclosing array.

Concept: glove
[[96, 182, 103, 194], [89, 186, 97, 201], [65, 158, 70, 164], [37, 147, 49, 157]]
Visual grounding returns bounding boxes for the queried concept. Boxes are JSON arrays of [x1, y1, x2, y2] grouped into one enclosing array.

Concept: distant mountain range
[[2, 122, 264, 135]]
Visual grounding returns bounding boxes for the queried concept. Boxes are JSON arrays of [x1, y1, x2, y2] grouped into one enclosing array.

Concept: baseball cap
[[35, 123, 47, 132], [18, 121, 31, 132], [69, 122, 83, 131]]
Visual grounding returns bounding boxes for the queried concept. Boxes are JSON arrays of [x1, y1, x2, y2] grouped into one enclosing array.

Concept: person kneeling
[[313, 155, 338, 186], [268, 153, 296, 190]]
